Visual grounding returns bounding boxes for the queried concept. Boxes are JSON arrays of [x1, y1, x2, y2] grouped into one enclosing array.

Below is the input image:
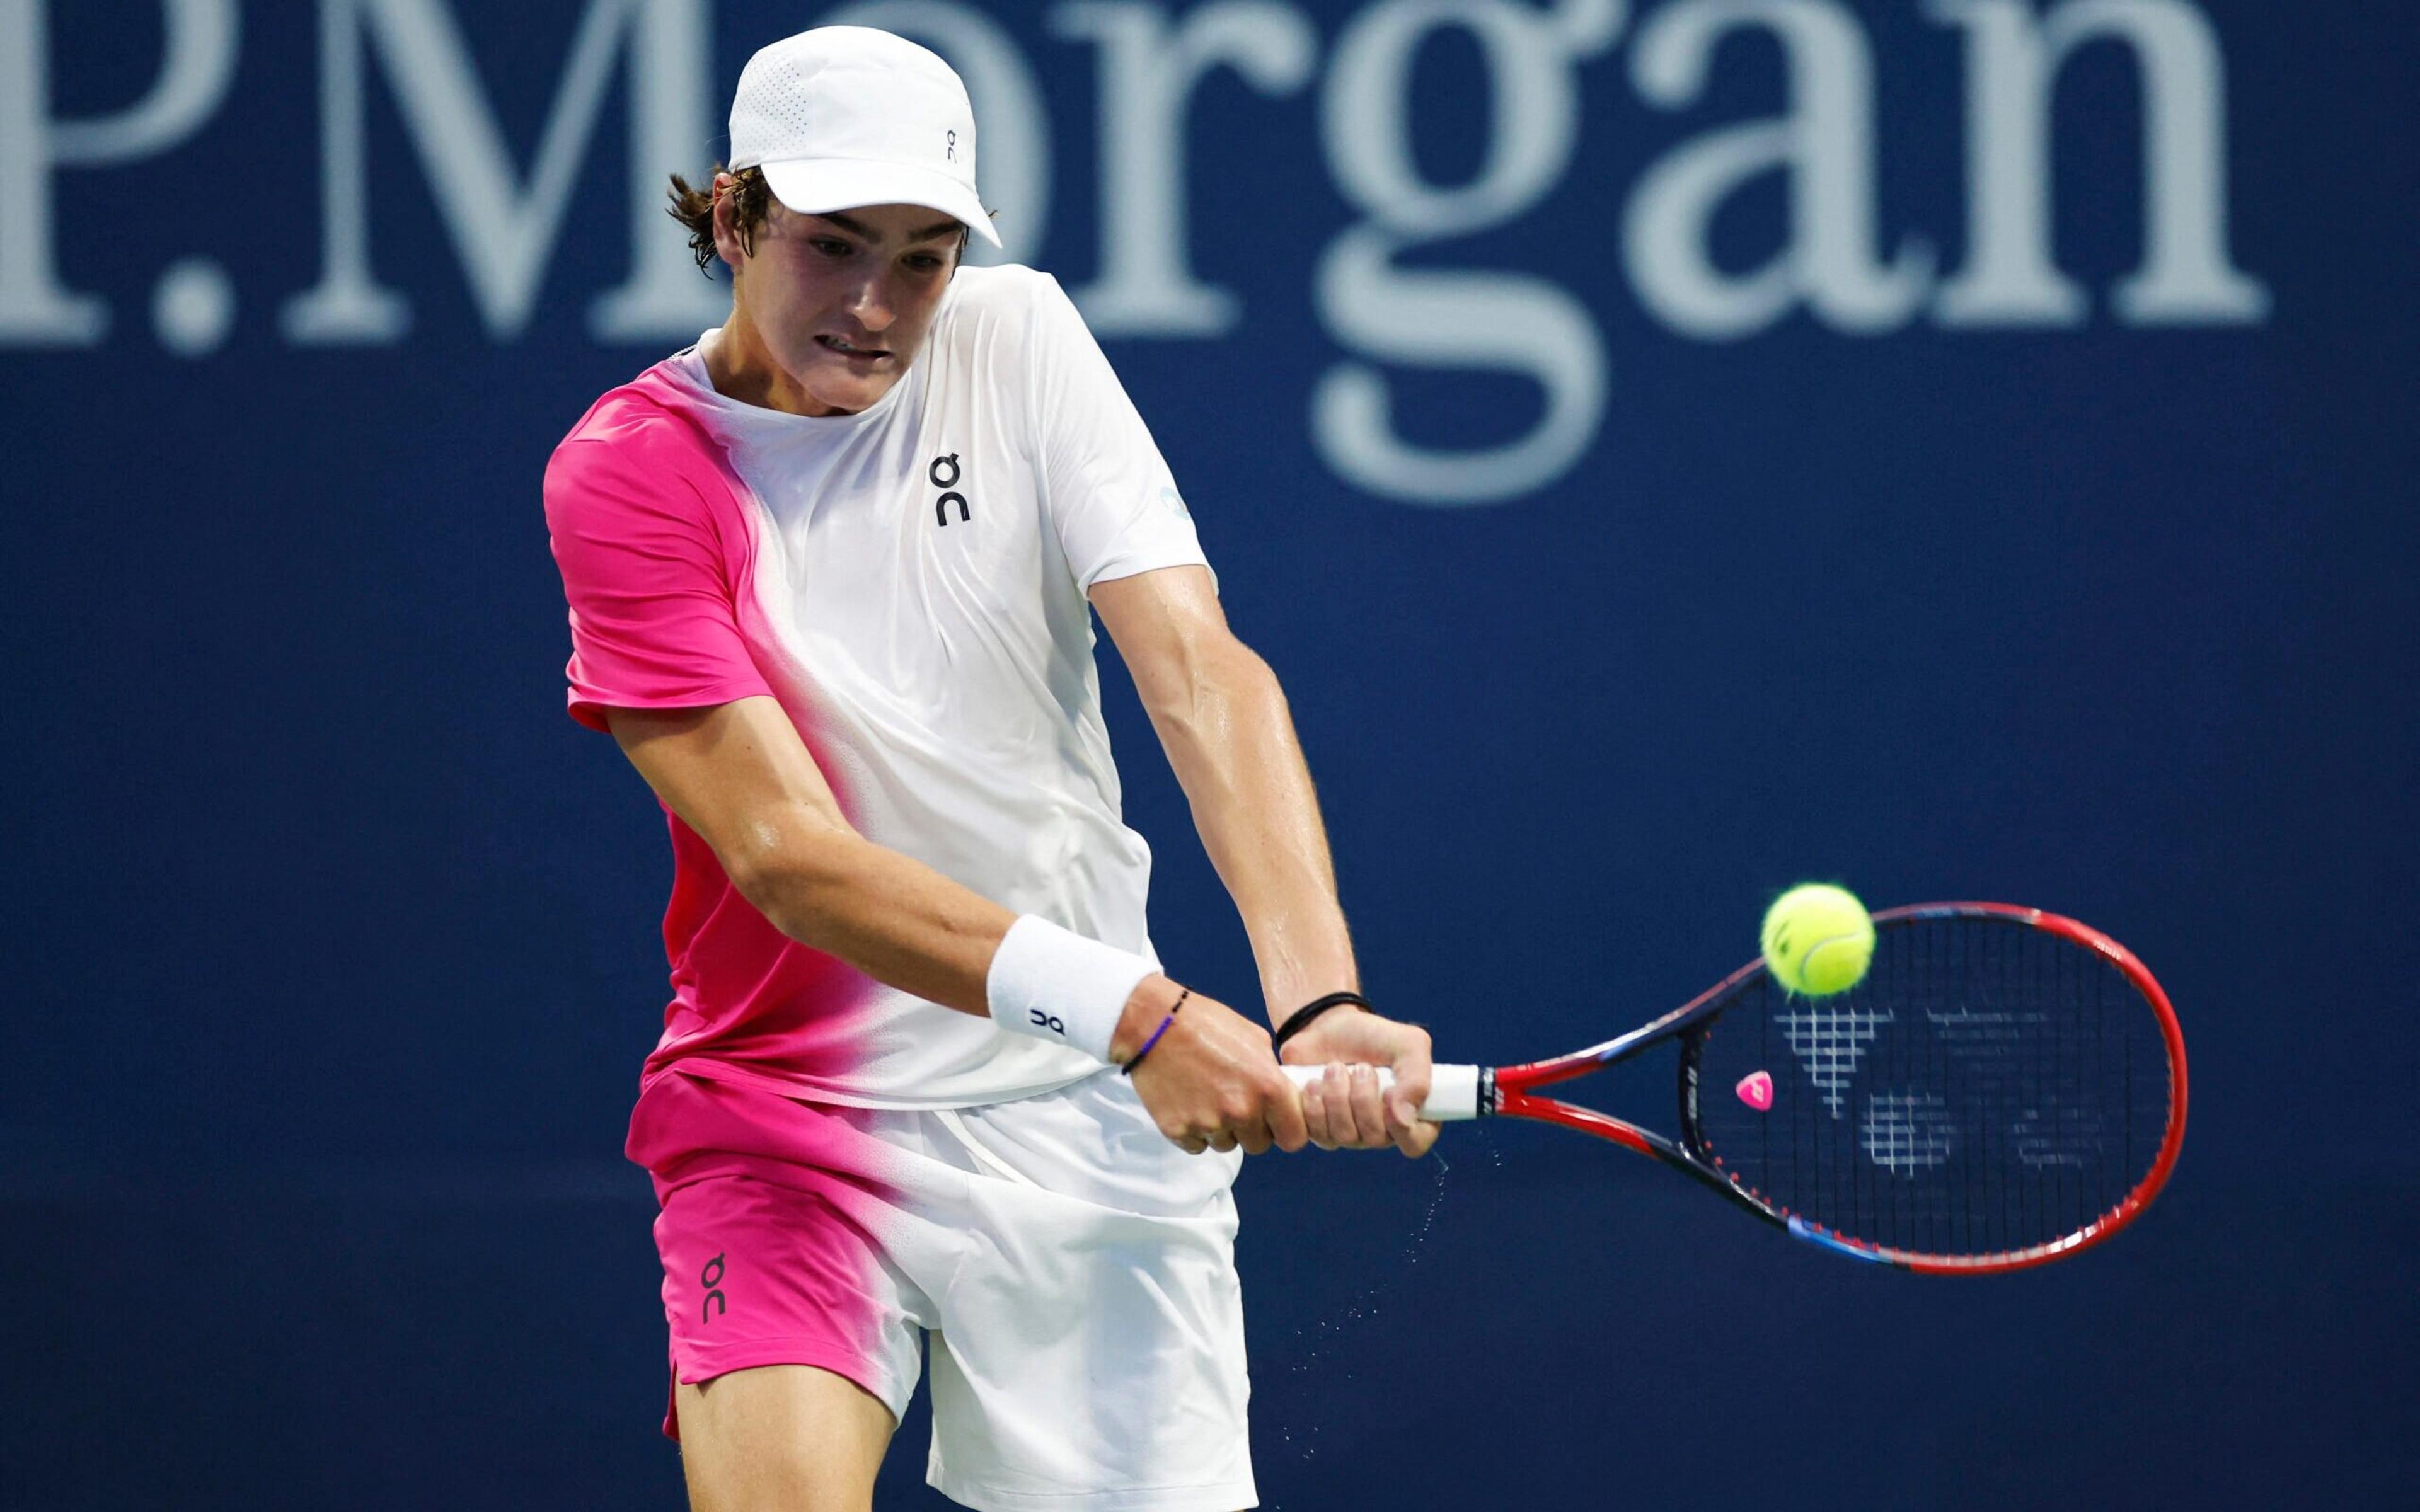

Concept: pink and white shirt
[[543, 265, 1211, 1109]]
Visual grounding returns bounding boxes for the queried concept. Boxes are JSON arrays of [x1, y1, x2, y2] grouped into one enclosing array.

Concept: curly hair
[[667, 163, 986, 275], [667, 164, 773, 273]]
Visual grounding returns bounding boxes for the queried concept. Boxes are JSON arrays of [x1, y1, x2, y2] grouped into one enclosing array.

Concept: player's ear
[[711, 173, 751, 270]]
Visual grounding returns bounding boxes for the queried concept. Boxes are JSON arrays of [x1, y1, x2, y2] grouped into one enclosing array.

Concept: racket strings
[[1690, 915, 2172, 1260]]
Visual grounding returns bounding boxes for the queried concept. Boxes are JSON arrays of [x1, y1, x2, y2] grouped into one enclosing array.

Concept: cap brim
[[759, 158, 1001, 246]]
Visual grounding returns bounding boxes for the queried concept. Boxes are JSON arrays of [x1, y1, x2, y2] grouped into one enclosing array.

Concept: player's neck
[[703, 309, 858, 419]]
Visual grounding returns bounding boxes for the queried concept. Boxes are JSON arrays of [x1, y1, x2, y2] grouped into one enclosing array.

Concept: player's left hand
[[1277, 1009, 1438, 1158]]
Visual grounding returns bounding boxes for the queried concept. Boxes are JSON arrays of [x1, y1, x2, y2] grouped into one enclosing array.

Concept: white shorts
[[633, 1066, 1255, 1512]]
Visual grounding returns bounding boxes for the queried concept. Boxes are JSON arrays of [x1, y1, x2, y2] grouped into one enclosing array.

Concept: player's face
[[729, 199, 964, 416]]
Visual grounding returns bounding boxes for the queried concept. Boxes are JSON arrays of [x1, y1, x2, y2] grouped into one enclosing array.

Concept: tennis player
[[542, 26, 1436, 1512]]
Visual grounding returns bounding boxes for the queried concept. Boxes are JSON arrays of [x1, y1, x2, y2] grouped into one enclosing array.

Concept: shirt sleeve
[[1022, 272, 1214, 593], [543, 430, 773, 733]]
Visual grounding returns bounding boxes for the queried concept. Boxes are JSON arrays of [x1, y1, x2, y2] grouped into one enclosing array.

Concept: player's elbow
[[719, 809, 870, 948]]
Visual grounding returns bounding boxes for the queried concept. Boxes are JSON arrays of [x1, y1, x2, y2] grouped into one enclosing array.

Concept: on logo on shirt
[[931, 454, 970, 526]]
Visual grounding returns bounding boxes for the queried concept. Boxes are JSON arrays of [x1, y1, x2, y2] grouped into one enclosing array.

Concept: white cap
[[727, 26, 1000, 246]]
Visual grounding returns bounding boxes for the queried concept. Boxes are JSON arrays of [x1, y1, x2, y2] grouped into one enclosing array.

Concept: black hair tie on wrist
[[1271, 990, 1371, 1055]]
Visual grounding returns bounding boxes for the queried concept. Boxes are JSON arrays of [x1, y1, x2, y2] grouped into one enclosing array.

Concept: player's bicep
[[606, 696, 856, 894], [544, 437, 773, 731]]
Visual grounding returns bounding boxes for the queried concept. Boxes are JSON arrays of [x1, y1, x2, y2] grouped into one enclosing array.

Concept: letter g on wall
[[1311, 0, 1623, 507]]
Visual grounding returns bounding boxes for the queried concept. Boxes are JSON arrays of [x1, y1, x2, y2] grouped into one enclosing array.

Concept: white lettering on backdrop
[[1625, 0, 1933, 340], [1315, 0, 1624, 503], [1052, 1, 1319, 336], [1928, 0, 2269, 326], [0, 0, 2271, 507], [0, 0, 240, 345], [280, 0, 723, 343]]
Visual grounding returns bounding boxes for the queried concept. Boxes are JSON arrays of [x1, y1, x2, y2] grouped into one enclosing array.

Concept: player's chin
[[788, 342, 907, 399], [803, 363, 899, 409]]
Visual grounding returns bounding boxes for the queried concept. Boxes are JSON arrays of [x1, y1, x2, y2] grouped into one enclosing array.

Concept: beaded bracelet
[[1120, 988, 1189, 1075]]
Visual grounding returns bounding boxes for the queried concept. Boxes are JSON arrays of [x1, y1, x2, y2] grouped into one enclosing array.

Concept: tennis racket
[[1284, 902, 2187, 1274]]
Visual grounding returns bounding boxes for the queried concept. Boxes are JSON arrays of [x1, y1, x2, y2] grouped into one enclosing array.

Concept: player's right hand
[[1115, 979, 1308, 1156]]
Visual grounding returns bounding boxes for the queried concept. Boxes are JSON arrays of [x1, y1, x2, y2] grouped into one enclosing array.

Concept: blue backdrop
[[4, 1, 2412, 1507]]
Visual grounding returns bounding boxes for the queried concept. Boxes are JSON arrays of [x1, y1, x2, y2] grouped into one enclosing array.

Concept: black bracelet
[[1271, 991, 1370, 1055]]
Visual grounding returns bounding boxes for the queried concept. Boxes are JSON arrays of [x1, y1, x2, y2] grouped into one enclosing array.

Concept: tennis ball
[[1760, 883, 1875, 997]]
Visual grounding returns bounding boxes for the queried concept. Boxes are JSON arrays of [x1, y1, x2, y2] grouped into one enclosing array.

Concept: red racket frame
[[1482, 903, 2189, 1274]]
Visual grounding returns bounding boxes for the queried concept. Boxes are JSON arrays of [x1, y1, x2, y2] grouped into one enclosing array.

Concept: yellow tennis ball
[[1760, 883, 1875, 996]]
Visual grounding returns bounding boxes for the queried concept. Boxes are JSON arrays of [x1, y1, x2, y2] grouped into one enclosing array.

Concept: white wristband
[[986, 915, 1156, 1063]]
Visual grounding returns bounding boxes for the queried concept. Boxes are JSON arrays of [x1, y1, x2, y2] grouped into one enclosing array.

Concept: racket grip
[[1281, 1063, 1484, 1121]]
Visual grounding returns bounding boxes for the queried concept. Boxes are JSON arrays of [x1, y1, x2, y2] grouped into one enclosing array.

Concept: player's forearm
[[1146, 646, 1357, 1018], [739, 824, 1176, 1053]]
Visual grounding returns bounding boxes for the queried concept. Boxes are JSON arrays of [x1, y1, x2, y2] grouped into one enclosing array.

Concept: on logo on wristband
[[987, 915, 1153, 1063]]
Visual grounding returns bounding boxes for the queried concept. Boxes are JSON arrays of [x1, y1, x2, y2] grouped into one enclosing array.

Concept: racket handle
[[1281, 1063, 1485, 1122]]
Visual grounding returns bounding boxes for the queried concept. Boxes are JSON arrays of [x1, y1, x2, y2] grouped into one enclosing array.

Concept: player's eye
[[810, 237, 853, 258]]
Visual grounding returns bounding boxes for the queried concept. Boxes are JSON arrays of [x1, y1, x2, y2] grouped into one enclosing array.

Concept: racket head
[[1673, 903, 2188, 1273]]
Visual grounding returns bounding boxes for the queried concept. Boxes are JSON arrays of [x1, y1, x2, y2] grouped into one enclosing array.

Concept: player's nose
[[844, 277, 897, 333]]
